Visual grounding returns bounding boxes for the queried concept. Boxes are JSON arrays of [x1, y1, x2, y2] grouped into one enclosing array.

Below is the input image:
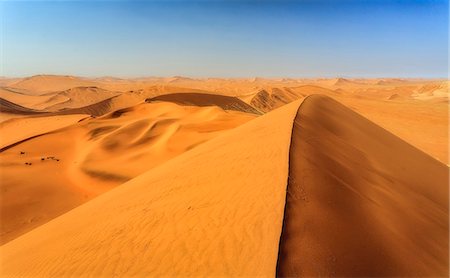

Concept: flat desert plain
[[0, 75, 448, 276]]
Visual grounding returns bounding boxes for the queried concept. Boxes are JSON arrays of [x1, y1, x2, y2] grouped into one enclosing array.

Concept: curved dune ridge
[[249, 85, 339, 112], [0, 101, 300, 276], [277, 95, 449, 277], [146, 92, 263, 115], [0, 101, 255, 245], [0, 95, 448, 276], [0, 97, 44, 115]]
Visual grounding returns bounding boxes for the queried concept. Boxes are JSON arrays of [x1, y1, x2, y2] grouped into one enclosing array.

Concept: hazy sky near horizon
[[1, 0, 448, 78]]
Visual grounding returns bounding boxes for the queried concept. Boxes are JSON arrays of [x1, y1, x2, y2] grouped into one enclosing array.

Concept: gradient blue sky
[[1, 0, 448, 78]]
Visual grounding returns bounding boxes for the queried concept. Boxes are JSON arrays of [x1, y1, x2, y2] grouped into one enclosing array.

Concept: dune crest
[[0, 101, 300, 276], [0, 101, 255, 245], [277, 95, 449, 277], [0, 93, 448, 276], [146, 92, 262, 114]]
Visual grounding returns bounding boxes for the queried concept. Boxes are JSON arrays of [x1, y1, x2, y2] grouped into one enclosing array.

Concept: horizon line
[[1, 74, 448, 80]]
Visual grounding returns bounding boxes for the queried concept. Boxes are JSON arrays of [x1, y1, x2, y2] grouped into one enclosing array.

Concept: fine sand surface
[[0, 75, 448, 276], [277, 95, 449, 277], [0, 114, 88, 150], [0, 101, 300, 276], [0, 101, 255, 245]]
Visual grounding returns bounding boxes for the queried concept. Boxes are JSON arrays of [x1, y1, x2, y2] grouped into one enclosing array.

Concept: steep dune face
[[0, 114, 88, 151], [250, 89, 298, 112], [0, 102, 255, 245], [0, 98, 43, 115], [277, 95, 449, 277], [0, 101, 300, 277], [43, 86, 120, 111], [249, 86, 339, 112], [0, 88, 62, 110], [80, 101, 256, 182], [341, 96, 449, 164], [147, 92, 262, 115]]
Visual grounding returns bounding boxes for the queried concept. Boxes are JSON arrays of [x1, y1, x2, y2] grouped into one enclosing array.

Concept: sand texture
[[277, 95, 448, 277], [0, 101, 300, 276], [0, 76, 448, 276]]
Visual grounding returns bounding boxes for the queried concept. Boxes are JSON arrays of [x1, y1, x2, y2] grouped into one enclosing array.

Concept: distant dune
[[146, 92, 262, 114], [250, 85, 338, 112], [8, 75, 98, 94], [42, 86, 120, 111], [0, 97, 44, 115]]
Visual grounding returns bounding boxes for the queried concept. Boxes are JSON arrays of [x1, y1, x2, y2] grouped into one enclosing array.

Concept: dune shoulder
[[277, 95, 449, 277], [0, 100, 301, 276]]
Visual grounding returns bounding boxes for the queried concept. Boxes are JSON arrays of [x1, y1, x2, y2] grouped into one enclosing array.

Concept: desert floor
[[0, 75, 448, 276]]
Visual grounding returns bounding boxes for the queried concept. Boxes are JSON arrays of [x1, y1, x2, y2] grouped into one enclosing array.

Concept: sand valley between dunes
[[0, 75, 448, 276]]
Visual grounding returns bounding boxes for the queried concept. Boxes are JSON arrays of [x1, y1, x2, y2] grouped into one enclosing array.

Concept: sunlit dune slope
[[340, 96, 449, 164], [0, 88, 61, 110], [147, 92, 262, 114], [243, 80, 448, 164], [277, 95, 449, 277], [0, 94, 143, 123], [249, 85, 338, 112], [0, 86, 120, 112], [0, 101, 300, 277], [8, 75, 98, 94], [41, 86, 120, 111], [0, 114, 88, 150], [0, 101, 255, 245]]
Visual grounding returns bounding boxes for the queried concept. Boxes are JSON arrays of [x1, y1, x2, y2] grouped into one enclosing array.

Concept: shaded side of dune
[[277, 95, 449, 276], [146, 92, 262, 115], [0, 97, 44, 115], [1, 95, 124, 119], [55, 96, 117, 117]]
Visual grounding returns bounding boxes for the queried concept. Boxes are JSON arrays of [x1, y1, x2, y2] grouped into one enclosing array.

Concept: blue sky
[[0, 0, 448, 78]]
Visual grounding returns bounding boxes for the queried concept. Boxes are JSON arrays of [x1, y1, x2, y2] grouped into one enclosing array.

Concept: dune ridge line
[[276, 94, 449, 277], [0, 100, 301, 276]]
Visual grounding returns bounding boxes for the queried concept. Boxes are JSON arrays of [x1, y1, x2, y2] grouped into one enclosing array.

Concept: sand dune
[[0, 76, 448, 276], [0, 114, 88, 151], [1, 94, 447, 276], [8, 75, 98, 94], [42, 86, 120, 111], [340, 96, 449, 164], [0, 101, 300, 276], [0, 87, 62, 110], [146, 92, 262, 114], [250, 89, 299, 112], [0, 101, 255, 245], [249, 85, 340, 112], [0, 97, 43, 115], [277, 95, 449, 277]]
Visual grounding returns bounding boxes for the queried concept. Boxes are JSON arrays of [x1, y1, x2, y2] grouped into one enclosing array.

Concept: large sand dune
[[147, 92, 262, 114], [0, 101, 300, 276], [0, 76, 448, 276], [277, 95, 449, 276], [1, 94, 447, 276], [8, 75, 99, 94], [0, 97, 43, 115], [0, 101, 255, 245]]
